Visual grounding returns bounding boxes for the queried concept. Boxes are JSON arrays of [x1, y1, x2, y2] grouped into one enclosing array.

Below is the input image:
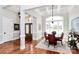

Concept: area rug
[[35, 39, 71, 54]]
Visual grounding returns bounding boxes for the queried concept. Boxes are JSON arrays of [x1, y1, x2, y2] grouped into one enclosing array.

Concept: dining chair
[[47, 34, 57, 47], [44, 32, 48, 43], [56, 32, 64, 45]]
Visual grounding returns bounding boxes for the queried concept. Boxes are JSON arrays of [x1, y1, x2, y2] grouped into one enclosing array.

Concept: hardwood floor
[[0, 39, 59, 54], [0, 39, 79, 54]]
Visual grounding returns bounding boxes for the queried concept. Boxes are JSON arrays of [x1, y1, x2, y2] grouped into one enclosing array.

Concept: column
[[63, 13, 69, 39], [20, 6, 25, 49]]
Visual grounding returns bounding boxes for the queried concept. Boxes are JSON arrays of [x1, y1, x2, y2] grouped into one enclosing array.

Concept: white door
[[2, 17, 13, 43]]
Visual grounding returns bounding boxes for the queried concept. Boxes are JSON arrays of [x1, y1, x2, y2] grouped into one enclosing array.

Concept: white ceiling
[[0, 5, 20, 13], [25, 5, 74, 17], [0, 5, 75, 17]]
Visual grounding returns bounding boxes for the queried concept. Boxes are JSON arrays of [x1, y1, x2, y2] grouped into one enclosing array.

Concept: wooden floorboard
[[0, 39, 79, 54]]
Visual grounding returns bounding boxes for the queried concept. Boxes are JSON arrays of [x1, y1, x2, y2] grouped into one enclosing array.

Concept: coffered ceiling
[[25, 5, 74, 17], [0, 5, 75, 17]]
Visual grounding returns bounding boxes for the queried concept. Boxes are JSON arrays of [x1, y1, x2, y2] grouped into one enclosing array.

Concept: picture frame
[[14, 24, 20, 30]]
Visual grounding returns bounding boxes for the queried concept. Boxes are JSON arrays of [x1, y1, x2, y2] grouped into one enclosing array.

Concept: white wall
[[54, 6, 79, 39], [41, 16, 46, 37], [32, 16, 38, 40], [0, 16, 2, 42], [26, 10, 43, 40], [63, 13, 69, 39], [36, 16, 42, 39], [69, 6, 79, 30], [0, 7, 19, 44], [32, 15, 42, 40], [61, 6, 79, 39]]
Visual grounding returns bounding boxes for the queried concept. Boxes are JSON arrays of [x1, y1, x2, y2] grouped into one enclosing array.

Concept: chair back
[[52, 31, 56, 35], [60, 32, 64, 39], [48, 34, 56, 44], [44, 32, 47, 37]]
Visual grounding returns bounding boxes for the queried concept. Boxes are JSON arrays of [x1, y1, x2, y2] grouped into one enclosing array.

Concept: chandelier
[[52, 5, 53, 23]]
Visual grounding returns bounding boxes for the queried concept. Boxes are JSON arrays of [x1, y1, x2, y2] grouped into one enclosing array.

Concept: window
[[46, 16, 63, 36]]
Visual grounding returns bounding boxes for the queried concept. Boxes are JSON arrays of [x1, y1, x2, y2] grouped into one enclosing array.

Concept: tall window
[[46, 16, 63, 36]]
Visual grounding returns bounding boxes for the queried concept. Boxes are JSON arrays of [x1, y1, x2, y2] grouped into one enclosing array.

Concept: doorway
[[25, 23, 32, 41]]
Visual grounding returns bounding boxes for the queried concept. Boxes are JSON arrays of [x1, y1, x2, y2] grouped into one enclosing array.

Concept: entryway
[[25, 23, 32, 41]]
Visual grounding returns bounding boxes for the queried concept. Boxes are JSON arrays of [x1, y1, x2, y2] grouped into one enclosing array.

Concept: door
[[2, 17, 13, 42], [25, 23, 32, 41]]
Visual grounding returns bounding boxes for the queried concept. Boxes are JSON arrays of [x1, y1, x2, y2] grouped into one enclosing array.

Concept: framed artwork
[[14, 24, 20, 30]]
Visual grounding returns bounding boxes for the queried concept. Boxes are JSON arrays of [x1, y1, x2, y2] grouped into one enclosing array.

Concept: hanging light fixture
[[18, 12, 20, 18], [52, 5, 53, 23]]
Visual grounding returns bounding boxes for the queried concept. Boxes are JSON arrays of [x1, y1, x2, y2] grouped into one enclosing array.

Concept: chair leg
[[48, 42, 49, 47], [48, 44, 49, 47], [61, 41, 63, 45], [54, 45, 56, 48]]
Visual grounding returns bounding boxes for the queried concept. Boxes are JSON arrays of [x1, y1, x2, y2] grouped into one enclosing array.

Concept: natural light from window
[[46, 16, 63, 36]]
